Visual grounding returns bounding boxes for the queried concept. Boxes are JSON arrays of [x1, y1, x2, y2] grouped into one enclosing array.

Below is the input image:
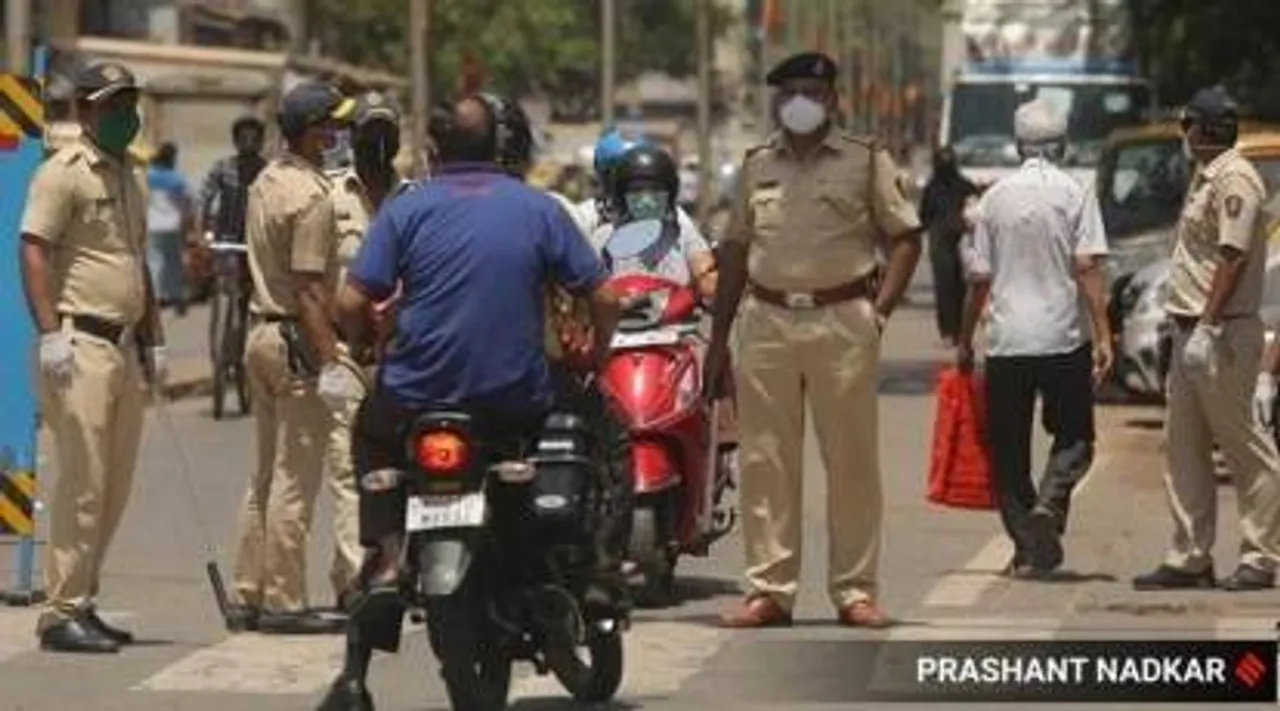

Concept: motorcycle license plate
[[405, 491, 487, 532], [611, 329, 680, 349]]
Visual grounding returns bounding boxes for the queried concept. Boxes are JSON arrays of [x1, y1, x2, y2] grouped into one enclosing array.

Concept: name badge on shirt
[[750, 183, 783, 230]]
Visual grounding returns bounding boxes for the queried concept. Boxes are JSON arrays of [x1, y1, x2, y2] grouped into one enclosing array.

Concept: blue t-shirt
[[347, 163, 606, 415], [146, 167, 188, 233]]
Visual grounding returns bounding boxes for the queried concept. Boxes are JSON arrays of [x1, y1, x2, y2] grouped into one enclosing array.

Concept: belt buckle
[[784, 291, 816, 309]]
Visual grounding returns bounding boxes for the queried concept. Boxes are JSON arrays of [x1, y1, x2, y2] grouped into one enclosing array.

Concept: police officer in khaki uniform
[[227, 81, 355, 633], [1134, 87, 1280, 592], [321, 92, 412, 608], [20, 61, 164, 652], [705, 52, 923, 628]]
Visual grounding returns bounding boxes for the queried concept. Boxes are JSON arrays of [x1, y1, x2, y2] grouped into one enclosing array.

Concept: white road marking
[[1214, 617, 1275, 640], [133, 633, 344, 694], [920, 536, 1012, 608], [510, 621, 730, 701], [0, 608, 134, 663], [885, 616, 1063, 641]]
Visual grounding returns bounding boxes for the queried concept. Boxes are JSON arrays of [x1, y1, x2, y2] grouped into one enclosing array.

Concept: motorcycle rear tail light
[[415, 431, 470, 475]]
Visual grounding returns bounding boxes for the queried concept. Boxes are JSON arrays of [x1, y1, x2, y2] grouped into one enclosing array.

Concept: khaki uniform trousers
[[231, 321, 333, 612], [38, 327, 145, 630], [1164, 316, 1280, 572], [322, 352, 368, 599], [736, 296, 882, 611]]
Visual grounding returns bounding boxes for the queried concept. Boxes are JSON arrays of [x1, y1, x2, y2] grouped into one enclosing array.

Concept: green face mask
[[96, 109, 140, 155], [624, 190, 667, 221]]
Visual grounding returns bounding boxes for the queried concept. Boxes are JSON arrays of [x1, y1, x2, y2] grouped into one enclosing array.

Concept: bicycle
[[206, 236, 252, 419]]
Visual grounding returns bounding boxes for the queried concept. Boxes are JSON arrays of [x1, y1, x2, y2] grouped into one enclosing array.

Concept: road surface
[[0, 279, 1275, 711]]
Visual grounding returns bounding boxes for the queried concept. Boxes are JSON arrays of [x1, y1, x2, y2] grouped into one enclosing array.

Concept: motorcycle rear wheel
[[546, 624, 625, 703], [425, 591, 512, 711]]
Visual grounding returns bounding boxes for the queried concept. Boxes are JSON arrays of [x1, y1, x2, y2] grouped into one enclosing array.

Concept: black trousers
[[984, 344, 1096, 562], [929, 230, 964, 340]]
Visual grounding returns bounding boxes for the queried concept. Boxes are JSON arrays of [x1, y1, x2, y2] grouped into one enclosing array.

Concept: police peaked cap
[[766, 52, 838, 86]]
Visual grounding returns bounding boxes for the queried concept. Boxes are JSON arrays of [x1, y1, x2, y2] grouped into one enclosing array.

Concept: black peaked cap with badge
[[279, 81, 355, 127], [75, 61, 138, 102], [352, 92, 400, 126], [766, 51, 838, 87], [1185, 86, 1238, 123]]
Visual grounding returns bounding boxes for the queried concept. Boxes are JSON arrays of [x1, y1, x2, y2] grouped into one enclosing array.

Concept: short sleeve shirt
[[346, 163, 606, 414], [146, 166, 188, 233], [326, 167, 412, 300], [722, 130, 920, 291], [1165, 149, 1269, 318], [245, 153, 337, 317], [21, 138, 149, 325], [590, 206, 711, 285], [966, 158, 1109, 357]]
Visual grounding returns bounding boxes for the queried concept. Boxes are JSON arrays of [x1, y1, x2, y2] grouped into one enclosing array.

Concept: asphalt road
[[1, 274, 1277, 710]]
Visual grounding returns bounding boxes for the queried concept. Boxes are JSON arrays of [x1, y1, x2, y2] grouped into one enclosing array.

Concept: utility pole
[[6, 0, 32, 74], [695, 0, 713, 226], [409, 0, 431, 176], [601, 0, 617, 127]]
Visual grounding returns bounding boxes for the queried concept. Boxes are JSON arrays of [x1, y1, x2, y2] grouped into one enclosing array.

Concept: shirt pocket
[[814, 178, 864, 229], [749, 186, 784, 235]]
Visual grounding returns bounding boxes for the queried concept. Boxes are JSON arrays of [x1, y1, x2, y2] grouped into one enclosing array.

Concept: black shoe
[[1026, 507, 1064, 572], [258, 610, 346, 635], [225, 604, 260, 633], [1218, 565, 1276, 591], [84, 608, 134, 645], [317, 676, 374, 711], [39, 617, 120, 654], [1132, 564, 1215, 590]]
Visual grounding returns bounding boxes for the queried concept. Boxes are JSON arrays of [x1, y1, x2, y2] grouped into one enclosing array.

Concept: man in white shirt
[[956, 98, 1114, 579]]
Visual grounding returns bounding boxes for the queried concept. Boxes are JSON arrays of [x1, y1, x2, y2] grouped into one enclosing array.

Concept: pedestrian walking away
[[18, 61, 165, 653], [146, 142, 195, 315], [704, 51, 923, 629], [955, 97, 1113, 580], [920, 146, 979, 345], [226, 80, 354, 634], [1134, 86, 1280, 592], [321, 91, 415, 611]]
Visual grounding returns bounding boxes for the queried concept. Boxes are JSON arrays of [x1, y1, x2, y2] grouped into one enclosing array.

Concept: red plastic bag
[[927, 367, 996, 510]]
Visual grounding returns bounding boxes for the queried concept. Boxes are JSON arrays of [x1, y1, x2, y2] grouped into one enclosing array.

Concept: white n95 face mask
[[779, 96, 827, 135]]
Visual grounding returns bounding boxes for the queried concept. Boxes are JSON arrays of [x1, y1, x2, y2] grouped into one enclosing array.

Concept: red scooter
[[597, 266, 737, 606]]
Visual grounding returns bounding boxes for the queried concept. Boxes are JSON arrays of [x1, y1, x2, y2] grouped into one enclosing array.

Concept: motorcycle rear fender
[[416, 535, 478, 597], [632, 438, 681, 494]]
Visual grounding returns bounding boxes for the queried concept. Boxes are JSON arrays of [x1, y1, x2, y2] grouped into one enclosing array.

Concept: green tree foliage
[[1130, 0, 1280, 118], [310, 0, 730, 115]]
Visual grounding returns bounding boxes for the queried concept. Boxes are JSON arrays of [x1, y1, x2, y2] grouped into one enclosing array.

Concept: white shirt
[[966, 157, 1109, 357]]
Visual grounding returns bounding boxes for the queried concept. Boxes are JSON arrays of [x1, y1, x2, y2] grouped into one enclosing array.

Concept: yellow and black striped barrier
[[0, 74, 43, 142], [0, 467, 35, 536]]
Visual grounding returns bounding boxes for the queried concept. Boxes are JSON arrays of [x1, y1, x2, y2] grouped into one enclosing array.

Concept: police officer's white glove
[[1253, 373, 1277, 429], [1182, 323, 1222, 378], [39, 330, 75, 385], [148, 346, 169, 389], [318, 358, 365, 411]]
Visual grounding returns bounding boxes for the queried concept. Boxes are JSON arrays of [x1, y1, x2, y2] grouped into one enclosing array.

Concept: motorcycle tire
[[545, 624, 625, 704], [425, 591, 512, 711], [628, 499, 677, 608]]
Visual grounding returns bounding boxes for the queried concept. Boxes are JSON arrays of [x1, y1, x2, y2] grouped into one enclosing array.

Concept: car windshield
[[951, 82, 1150, 168], [1098, 137, 1190, 239]]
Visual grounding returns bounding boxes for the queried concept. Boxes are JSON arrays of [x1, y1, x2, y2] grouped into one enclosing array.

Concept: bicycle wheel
[[208, 283, 226, 366]]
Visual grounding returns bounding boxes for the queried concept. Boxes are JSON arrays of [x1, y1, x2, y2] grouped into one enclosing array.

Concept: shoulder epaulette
[[838, 133, 881, 151]]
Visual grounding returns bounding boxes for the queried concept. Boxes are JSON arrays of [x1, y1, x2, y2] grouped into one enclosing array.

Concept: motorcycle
[[403, 407, 628, 710], [598, 219, 738, 606]]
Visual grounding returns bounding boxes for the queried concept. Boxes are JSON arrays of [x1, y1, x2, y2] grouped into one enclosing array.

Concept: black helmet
[[474, 93, 533, 172], [609, 144, 678, 206]]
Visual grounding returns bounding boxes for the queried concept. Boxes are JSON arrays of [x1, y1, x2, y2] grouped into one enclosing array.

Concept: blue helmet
[[593, 127, 651, 181]]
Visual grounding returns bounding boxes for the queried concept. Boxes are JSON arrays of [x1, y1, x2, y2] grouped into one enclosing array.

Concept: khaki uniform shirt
[[723, 130, 920, 291], [20, 138, 149, 325], [1165, 149, 1270, 318], [326, 166, 411, 302], [246, 153, 338, 317]]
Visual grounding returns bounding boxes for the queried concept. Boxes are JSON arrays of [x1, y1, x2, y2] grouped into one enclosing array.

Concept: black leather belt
[[66, 314, 133, 345], [748, 277, 873, 310], [252, 313, 295, 324]]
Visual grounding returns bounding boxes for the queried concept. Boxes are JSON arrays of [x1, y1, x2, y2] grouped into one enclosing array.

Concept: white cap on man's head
[[1014, 98, 1067, 143]]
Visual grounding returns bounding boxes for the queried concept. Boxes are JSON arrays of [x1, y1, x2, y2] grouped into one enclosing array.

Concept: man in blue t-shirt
[[317, 95, 621, 710], [146, 142, 193, 314]]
